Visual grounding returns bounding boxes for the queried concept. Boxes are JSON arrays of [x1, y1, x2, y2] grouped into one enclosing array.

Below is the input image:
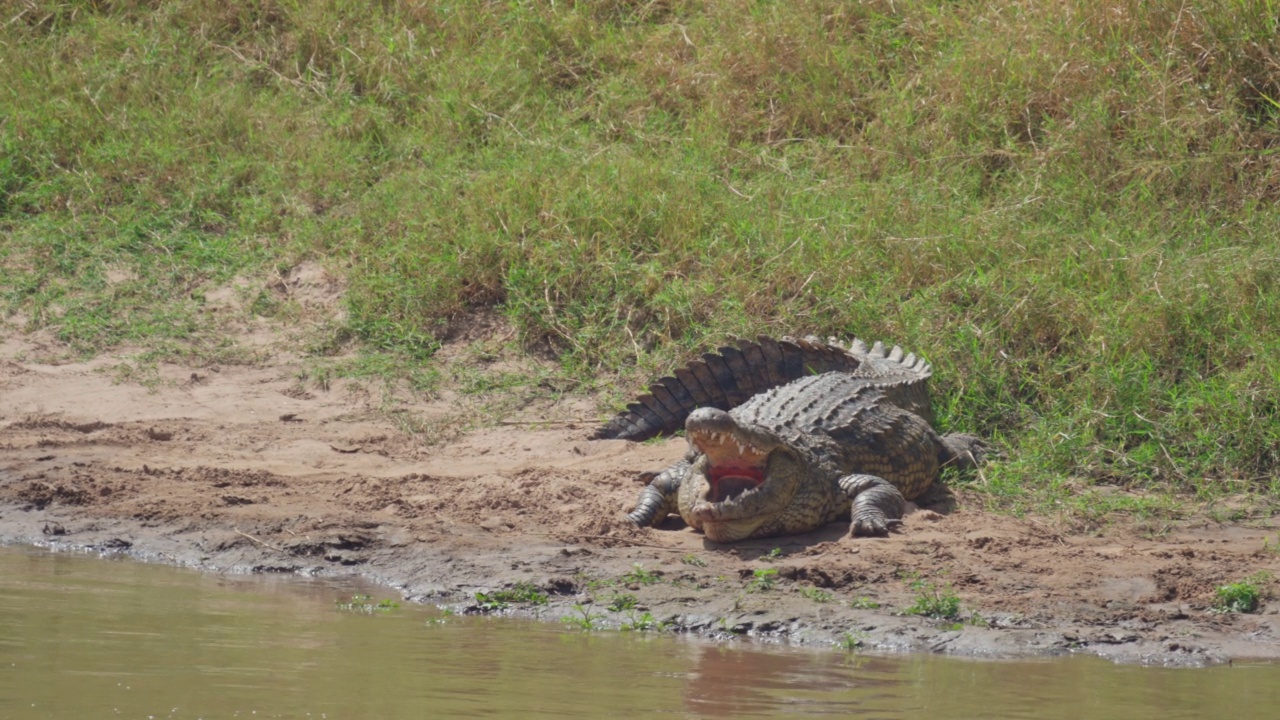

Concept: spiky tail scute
[[594, 335, 932, 442]]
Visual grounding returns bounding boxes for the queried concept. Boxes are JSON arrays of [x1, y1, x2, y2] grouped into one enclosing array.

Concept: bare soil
[[2, 315, 1278, 666]]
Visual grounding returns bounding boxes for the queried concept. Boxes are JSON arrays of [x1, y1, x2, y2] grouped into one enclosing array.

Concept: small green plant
[[608, 593, 639, 611], [904, 581, 963, 620], [336, 594, 400, 613], [837, 631, 865, 650], [425, 608, 455, 626], [850, 597, 881, 610], [473, 592, 510, 612], [763, 547, 784, 561], [748, 568, 779, 593], [499, 582, 550, 605], [621, 564, 662, 586], [579, 574, 615, 593], [1212, 572, 1272, 614], [681, 554, 708, 567], [562, 604, 604, 631], [620, 611, 669, 632], [798, 586, 833, 603], [474, 582, 549, 611]]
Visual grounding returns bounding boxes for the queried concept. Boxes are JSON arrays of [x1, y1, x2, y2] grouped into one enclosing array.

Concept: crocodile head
[[681, 407, 806, 542]]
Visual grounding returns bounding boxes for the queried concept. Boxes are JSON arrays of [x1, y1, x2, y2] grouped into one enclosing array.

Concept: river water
[[1, 546, 1277, 719]]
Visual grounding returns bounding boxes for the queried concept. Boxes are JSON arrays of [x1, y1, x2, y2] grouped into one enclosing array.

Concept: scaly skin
[[607, 337, 983, 541]]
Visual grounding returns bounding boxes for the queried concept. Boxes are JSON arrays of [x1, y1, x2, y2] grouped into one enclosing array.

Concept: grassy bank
[[3, 0, 1279, 520]]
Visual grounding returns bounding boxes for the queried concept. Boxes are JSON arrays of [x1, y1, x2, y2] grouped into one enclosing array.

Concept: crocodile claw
[[850, 513, 903, 538]]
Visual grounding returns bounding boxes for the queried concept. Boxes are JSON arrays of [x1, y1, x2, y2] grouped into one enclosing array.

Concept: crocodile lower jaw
[[698, 516, 768, 543]]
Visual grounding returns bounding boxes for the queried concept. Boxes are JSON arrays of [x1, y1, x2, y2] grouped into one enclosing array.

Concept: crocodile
[[594, 336, 983, 542]]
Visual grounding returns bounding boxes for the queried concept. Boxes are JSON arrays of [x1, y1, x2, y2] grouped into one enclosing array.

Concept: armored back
[[594, 336, 933, 441]]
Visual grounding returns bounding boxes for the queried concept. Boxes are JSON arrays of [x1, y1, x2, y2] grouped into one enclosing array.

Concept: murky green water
[[1, 546, 1278, 719]]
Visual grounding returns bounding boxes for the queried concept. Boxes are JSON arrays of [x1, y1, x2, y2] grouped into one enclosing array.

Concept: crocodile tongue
[[708, 468, 764, 502]]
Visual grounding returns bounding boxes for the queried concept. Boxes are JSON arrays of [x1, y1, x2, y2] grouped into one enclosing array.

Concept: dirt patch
[[266, 261, 347, 317], [1, 330, 1278, 666]]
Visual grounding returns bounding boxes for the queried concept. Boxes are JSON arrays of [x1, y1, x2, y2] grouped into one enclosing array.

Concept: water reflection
[[684, 646, 904, 717], [1, 546, 1279, 720]]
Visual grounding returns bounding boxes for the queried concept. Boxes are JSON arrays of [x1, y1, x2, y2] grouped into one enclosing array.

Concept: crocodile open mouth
[[690, 429, 769, 503]]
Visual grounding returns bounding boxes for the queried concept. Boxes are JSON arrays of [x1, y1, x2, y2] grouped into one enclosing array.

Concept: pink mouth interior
[[691, 429, 770, 504], [708, 464, 765, 502]]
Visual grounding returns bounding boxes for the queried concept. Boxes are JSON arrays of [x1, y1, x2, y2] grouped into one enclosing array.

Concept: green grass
[[4, 1, 1280, 520]]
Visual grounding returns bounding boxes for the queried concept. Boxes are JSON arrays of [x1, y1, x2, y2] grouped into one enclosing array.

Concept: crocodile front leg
[[626, 459, 690, 527], [837, 474, 907, 537]]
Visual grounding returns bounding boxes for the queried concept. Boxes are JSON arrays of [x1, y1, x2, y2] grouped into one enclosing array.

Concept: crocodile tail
[[594, 335, 869, 441]]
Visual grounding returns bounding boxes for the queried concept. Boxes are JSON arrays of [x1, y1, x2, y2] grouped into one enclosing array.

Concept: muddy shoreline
[[2, 333, 1279, 667]]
